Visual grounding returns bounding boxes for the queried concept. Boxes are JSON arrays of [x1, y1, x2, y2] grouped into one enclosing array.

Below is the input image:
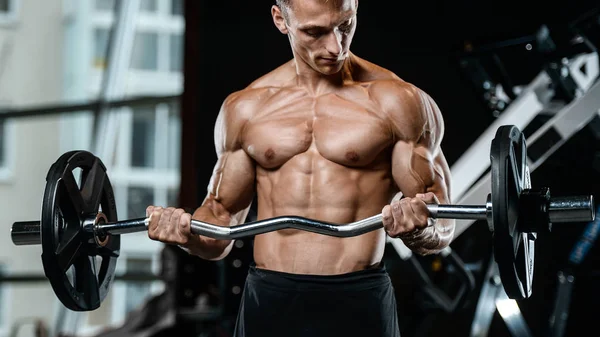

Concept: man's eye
[[305, 30, 321, 37]]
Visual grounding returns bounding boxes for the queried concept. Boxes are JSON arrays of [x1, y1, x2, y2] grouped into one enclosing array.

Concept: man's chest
[[242, 93, 394, 168]]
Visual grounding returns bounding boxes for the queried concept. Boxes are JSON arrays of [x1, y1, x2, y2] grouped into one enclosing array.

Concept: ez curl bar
[[11, 125, 595, 311]]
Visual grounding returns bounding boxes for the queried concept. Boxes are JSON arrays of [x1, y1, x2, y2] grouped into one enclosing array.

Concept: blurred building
[[0, 0, 184, 336]]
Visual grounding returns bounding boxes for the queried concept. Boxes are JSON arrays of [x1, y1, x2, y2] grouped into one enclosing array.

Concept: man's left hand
[[381, 191, 438, 238]]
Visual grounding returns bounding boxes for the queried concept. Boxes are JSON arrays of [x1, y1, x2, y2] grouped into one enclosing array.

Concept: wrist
[[177, 234, 204, 255], [398, 225, 433, 242], [181, 236, 232, 260]]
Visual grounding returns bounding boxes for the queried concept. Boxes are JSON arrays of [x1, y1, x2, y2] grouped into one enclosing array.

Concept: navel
[[345, 150, 360, 162]]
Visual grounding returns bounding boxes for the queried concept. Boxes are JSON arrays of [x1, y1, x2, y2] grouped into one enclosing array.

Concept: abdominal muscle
[[252, 154, 393, 275]]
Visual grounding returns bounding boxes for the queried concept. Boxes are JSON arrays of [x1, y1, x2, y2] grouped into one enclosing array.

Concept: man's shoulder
[[353, 56, 400, 82], [222, 81, 283, 113], [352, 56, 420, 97], [353, 57, 441, 139], [367, 78, 424, 110], [222, 61, 293, 112], [247, 60, 295, 90]]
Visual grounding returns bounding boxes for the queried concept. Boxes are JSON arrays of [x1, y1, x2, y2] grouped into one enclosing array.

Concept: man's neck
[[292, 55, 354, 95]]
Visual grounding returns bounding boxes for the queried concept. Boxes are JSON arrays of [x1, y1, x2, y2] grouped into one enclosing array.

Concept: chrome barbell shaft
[[80, 197, 599, 239], [548, 195, 595, 223], [192, 204, 490, 239], [4, 204, 518, 244], [98, 204, 489, 239]]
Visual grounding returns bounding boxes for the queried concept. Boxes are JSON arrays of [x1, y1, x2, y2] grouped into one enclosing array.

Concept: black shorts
[[233, 263, 401, 337]]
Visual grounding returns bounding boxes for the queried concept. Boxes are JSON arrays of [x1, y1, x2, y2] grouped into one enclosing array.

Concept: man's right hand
[[146, 206, 198, 248]]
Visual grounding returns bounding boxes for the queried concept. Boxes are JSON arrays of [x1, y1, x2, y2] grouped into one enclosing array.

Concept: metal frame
[[450, 70, 551, 201], [451, 52, 600, 239], [92, 0, 141, 167], [0, 94, 180, 120], [386, 51, 599, 255], [470, 257, 534, 337], [547, 270, 576, 337]]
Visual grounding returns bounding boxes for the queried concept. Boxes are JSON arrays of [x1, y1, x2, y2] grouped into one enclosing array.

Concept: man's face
[[275, 0, 358, 75]]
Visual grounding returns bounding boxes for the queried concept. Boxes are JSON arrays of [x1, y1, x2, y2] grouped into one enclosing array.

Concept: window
[[125, 257, 153, 315], [0, 265, 4, 327], [171, 0, 183, 16], [131, 106, 156, 168], [169, 33, 183, 72], [0, 105, 13, 181], [167, 187, 178, 206], [0, 0, 17, 24], [95, 0, 115, 11], [131, 32, 159, 70], [93, 27, 111, 68], [0, 264, 8, 333], [127, 186, 154, 218], [66, 2, 184, 333], [0, 0, 9, 12], [0, 119, 5, 167], [166, 104, 181, 170], [90, 0, 184, 74], [111, 102, 181, 220], [140, 0, 157, 13]]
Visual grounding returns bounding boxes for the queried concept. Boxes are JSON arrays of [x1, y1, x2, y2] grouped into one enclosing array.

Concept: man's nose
[[324, 30, 343, 56]]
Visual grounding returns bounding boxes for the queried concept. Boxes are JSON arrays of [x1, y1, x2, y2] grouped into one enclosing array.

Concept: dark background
[[178, 1, 600, 336]]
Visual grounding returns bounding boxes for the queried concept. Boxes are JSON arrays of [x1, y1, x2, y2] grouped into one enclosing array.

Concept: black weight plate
[[41, 151, 120, 311], [491, 125, 535, 300]]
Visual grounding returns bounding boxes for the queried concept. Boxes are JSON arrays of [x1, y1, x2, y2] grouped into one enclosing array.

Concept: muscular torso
[[241, 66, 401, 274]]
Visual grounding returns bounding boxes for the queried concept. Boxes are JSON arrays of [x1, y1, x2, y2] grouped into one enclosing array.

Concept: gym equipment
[[10, 125, 595, 310], [546, 207, 600, 337]]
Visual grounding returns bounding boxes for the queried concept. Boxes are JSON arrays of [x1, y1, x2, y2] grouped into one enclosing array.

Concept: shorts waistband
[[246, 262, 390, 292]]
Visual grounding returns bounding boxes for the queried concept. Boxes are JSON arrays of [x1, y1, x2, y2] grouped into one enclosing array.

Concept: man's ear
[[271, 5, 288, 34]]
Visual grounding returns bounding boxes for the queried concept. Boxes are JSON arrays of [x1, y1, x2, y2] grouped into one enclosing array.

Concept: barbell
[[10, 125, 596, 311]]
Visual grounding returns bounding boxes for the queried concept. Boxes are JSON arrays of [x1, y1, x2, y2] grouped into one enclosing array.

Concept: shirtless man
[[146, 0, 455, 336]]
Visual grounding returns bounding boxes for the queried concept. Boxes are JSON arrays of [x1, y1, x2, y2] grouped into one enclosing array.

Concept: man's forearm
[[181, 237, 233, 260], [400, 219, 455, 255], [180, 202, 244, 260]]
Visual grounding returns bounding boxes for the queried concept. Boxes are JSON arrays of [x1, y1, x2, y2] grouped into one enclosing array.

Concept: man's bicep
[[199, 92, 256, 224], [200, 148, 256, 225], [390, 141, 451, 204], [209, 148, 256, 211]]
